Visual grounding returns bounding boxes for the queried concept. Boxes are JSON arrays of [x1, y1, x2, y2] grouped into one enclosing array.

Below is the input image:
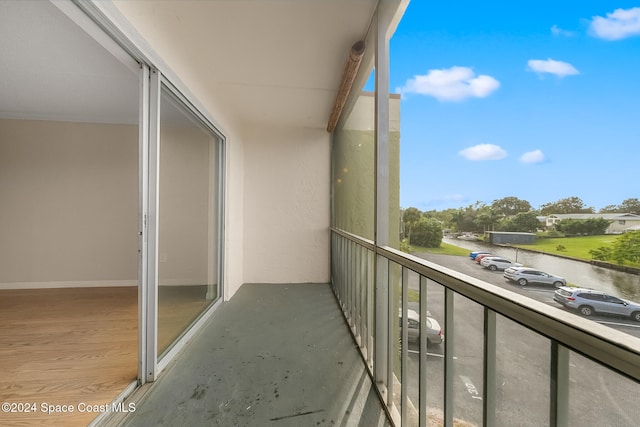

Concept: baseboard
[[0, 280, 138, 290]]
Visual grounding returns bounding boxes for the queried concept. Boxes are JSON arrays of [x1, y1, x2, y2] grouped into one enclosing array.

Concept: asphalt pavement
[[402, 251, 640, 427]]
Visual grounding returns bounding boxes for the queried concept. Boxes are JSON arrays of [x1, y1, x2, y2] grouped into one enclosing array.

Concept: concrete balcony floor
[[119, 284, 389, 427]]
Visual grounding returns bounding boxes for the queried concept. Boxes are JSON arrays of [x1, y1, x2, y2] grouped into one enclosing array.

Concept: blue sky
[[390, 1, 640, 212]]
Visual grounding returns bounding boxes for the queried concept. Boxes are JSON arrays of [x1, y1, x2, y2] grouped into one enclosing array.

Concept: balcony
[[3, 2, 638, 426], [110, 229, 640, 427], [111, 283, 390, 427]]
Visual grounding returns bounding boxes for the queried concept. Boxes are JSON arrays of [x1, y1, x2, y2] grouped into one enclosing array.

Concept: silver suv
[[554, 287, 640, 321], [480, 256, 522, 271], [503, 266, 566, 287]]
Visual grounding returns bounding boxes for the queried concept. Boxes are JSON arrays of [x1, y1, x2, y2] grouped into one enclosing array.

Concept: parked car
[[400, 309, 444, 345], [554, 287, 640, 321], [475, 253, 494, 264], [504, 267, 566, 287], [480, 256, 523, 271], [469, 250, 491, 260]]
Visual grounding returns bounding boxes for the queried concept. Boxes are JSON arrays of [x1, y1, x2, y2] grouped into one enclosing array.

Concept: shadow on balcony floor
[[119, 283, 389, 427]]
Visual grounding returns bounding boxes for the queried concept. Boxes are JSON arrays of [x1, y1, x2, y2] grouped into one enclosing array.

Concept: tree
[[539, 197, 594, 215], [402, 207, 422, 239], [499, 211, 541, 232], [450, 209, 466, 232], [599, 204, 620, 213], [599, 198, 640, 214], [611, 230, 640, 265], [410, 218, 443, 248], [589, 246, 613, 261], [491, 196, 532, 217], [555, 218, 611, 235], [620, 198, 640, 214], [475, 207, 500, 232], [426, 208, 454, 227]]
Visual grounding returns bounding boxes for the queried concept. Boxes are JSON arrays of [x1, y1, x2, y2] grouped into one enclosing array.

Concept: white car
[[504, 267, 566, 287], [401, 309, 444, 345], [480, 256, 522, 271], [554, 287, 640, 321]]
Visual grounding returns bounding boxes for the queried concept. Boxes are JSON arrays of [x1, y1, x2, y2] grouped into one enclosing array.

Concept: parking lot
[[403, 252, 640, 426]]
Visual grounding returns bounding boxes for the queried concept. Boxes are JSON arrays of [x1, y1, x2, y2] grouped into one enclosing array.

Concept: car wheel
[[553, 281, 563, 288], [631, 311, 640, 322], [489, 265, 497, 271], [517, 278, 528, 286], [579, 305, 594, 316]]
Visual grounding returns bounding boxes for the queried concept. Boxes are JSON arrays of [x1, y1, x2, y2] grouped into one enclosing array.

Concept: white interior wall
[[224, 129, 245, 300], [157, 124, 213, 286], [242, 125, 330, 284], [0, 118, 138, 288]]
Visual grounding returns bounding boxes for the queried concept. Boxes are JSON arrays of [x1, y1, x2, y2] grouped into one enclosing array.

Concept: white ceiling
[[0, 0, 381, 129], [0, 0, 139, 124], [112, 0, 379, 129]]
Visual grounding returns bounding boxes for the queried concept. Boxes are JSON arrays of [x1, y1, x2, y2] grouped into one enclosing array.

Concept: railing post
[[375, 254, 390, 399], [367, 249, 374, 369], [444, 288, 455, 427], [359, 245, 366, 348], [387, 261, 395, 409], [550, 341, 569, 427], [419, 276, 428, 427], [401, 267, 409, 424], [483, 308, 496, 427], [349, 239, 354, 328]]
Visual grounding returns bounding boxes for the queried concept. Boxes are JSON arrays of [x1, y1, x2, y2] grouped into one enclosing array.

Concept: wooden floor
[[0, 286, 213, 427], [0, 287, 137, 426]]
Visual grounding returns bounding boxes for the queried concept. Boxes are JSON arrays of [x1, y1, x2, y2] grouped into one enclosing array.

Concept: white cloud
[[396, 66, 500, 101], [551, 25, 574, 37], [520, 150, 545, 164], [527, 58, 579, 77], [590, 7, 640, 40], [459, 144, 507, 161]]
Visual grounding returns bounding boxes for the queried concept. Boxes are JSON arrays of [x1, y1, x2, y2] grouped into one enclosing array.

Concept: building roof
[[548, 213, 640, 220], [486, 231, 536, 235]]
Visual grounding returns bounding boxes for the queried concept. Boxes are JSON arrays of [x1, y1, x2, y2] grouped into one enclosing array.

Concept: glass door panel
[[157, 86, 220, 356]]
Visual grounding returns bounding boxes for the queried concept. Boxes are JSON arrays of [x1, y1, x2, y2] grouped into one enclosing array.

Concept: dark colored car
[[469, 250, 491, 260], [475, 253, 494, 264]]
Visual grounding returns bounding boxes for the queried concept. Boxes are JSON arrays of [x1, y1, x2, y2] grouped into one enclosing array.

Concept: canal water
[[444, 236, 640, 300]]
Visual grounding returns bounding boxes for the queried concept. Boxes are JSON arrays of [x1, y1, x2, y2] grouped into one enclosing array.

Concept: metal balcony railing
[[330, 228, 640, 427]]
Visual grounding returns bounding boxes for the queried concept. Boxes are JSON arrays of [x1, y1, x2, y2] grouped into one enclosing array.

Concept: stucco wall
[[242, 125, 330, 284], [0, 118, 138, 287]]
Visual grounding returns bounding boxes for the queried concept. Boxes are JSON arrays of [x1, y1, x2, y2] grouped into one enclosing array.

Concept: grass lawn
[[516, 235, 617, 260], [515, 235, 640, 268], [409, 241, 470, 257]]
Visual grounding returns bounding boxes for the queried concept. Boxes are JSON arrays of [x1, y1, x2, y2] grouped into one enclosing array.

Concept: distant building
[[543, 213, 640, 234], [485, 231, 536, 245]]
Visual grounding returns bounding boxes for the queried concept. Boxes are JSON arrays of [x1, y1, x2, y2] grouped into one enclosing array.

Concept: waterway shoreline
[[446, 237, 640, 276], [496, 244, 640, 276]]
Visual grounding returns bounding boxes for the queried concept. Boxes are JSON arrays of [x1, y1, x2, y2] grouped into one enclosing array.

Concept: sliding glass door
[[155, 84, 222, 357]]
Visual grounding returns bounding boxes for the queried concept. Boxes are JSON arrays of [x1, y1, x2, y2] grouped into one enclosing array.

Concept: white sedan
[[401, 309, 444, 345], [480, 256, 522, 271]]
